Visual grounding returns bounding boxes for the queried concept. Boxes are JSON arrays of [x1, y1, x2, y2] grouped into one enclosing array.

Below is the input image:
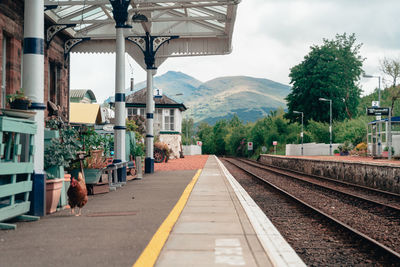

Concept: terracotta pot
[[46, 178, 63, 214]]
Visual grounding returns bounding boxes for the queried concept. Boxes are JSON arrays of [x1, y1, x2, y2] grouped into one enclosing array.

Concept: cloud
[[71, 0, 400, 102]]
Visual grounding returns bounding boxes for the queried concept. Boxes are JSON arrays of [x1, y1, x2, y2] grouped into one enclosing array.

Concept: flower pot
[[10, 99, 30, 110], [334, 153, 340, 156], [45, 165, 65, 179], [382, 151, 389, 157], [46, 178, 63, 214], [58, 174, 71, 209], [70, 168, 103, 184]]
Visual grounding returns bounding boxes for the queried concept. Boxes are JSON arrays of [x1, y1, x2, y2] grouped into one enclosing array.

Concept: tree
[[197, 122, 215, 154], [380, 57, 400, 116], [213, 120, 228, 155], [286, 33, 364, 123], [380, 57, 400, 87], [182, 118, 195, 145]]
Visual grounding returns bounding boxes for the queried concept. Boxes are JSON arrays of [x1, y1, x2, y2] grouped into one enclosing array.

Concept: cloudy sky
[[71, 0, 400, 103]]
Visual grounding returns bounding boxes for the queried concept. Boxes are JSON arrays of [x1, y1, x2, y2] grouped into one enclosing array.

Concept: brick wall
[[0, 1, 70, 120]]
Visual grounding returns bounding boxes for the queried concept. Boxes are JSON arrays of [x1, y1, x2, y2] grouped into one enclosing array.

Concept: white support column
[[145, 68, 156, 173], [114, 27, 126, 162], [23, 0, 45, 176]]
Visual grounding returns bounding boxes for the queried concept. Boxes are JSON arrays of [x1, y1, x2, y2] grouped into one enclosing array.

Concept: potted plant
[[383, 146, 394, 157], [44, 117, 81, 213], [355, 142, 367, 157], [7, 90, 31, 110], [338, 141, 352, 156], [333, 149, 340, 156], [70, 127, 111, 185]]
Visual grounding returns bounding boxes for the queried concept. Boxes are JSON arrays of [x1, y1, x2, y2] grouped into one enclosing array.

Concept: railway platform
[[0, 155, 305, 267]]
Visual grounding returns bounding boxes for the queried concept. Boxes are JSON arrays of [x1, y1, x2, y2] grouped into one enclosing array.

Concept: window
[[164, 109, 175, 131], [154, 108, 162, 133], [1, 34, 7, 108], [48, 62, 60, 105], [128, 108, 137, 116], [127, 108, 145, 117]]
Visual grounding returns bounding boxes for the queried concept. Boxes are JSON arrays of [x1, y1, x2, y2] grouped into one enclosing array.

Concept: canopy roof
[[69, 103, 103, 124], [45, 0, 240, 69]]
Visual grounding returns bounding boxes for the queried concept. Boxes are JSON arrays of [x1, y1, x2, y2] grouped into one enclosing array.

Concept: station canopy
[[45, 0, 240, 69]]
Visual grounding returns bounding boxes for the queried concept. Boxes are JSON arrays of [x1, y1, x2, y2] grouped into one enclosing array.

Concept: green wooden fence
[[0, 116, 37, 229]]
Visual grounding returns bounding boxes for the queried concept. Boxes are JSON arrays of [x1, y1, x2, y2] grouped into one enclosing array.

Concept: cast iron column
[[114, 27, 126, 163], [145, 68, 155, 173], [23, 0, 46, 179], [110, 0, 130, 182]]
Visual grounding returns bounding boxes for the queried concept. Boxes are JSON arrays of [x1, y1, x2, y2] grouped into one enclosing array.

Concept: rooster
[[67, 172, 88, 216]]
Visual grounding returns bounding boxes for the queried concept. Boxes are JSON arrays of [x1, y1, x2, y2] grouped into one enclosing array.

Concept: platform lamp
[[293, 111, 304, 156], [363, 74, 382, 156], [319, 97, 332, 156]]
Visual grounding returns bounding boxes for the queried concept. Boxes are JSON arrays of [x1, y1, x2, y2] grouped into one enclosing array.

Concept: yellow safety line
[[133, 169, 202, 267]]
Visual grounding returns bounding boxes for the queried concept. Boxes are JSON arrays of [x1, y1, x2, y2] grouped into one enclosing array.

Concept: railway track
[[221, 157, 400, 266], [243, 158, 400, 210]]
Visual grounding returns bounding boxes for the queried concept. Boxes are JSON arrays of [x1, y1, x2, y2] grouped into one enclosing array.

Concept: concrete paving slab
[[178, 212, 240, 223], [173, 221, 244, 235], [156, 156, 273, 267], [156, 250, 258, 267], [0, 170, 196, 267]]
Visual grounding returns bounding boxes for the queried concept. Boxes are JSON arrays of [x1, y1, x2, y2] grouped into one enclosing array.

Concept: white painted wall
[[286, 143, 341, 156], [183, 145, 202, 155], [126, 107, 184, 134]]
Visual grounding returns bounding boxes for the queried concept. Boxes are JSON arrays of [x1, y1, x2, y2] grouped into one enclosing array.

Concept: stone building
[[0, 0, 71, 119], [126, 88, 187, 158]]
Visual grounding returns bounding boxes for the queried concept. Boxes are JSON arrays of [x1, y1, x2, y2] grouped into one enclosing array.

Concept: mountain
[[105, 71, 291, 124], [133, 71, 202, 103], [185, 76, 290, 124]]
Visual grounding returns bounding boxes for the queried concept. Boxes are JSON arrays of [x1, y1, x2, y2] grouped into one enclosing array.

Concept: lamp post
[[293, 111, 304, 156], [363, 74, 382, 156], [319, 97, 332, 156]]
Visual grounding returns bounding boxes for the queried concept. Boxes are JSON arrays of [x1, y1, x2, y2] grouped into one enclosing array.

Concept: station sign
[[247, 142, 253, 151], [366, 107, 389, 116], [372, 101, 379, 107], [197, 141, 202, 146], [154, 88, 162, 98], [261, 146, 267, 153], [273, 141, 278, 146]]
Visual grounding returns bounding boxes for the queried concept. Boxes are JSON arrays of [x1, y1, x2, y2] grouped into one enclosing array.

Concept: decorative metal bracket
[[110, 0, 131, 28], [127, 33, 178, 69], [64, 37, 90, 60], [46, 24, 76, 47], [45, 5, 58, 11]]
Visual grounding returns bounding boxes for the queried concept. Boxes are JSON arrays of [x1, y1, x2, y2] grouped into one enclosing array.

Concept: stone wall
[[0, 1, 70, 119], [159, 134, 182, 159], [259, 154, 400, 194]]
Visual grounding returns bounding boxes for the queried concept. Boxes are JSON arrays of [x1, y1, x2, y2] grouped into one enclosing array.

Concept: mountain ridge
[[106, 71, 291, 124]]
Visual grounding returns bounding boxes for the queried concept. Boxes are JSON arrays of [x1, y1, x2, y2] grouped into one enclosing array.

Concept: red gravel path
[[154, 155, 209, 171]]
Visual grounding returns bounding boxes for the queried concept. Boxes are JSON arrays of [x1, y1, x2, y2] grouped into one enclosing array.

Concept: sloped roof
[[70, 89, 97, 102], [44, 0, 240, 69], [126, 88, 187, 111], [69, 103, 103, 124]]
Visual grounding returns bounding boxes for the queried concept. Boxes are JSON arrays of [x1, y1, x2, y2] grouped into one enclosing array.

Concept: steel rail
[[224, 158, 400, 261], [237, 158, 400, 212]]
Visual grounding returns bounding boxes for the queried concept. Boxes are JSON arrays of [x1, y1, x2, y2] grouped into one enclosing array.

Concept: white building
[[126, 88, 187, 159]]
